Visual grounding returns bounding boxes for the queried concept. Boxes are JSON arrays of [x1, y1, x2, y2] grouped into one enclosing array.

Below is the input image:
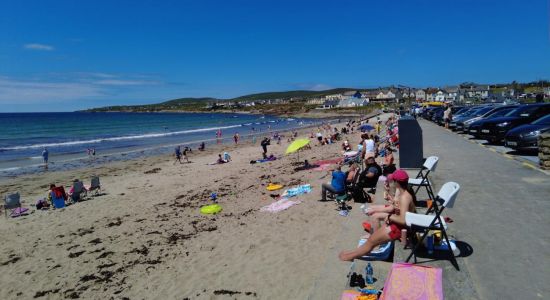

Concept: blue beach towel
[[282, 184, 311, 197]]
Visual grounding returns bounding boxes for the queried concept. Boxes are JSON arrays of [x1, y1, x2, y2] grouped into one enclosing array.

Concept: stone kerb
[[539, 132, 550, 170]]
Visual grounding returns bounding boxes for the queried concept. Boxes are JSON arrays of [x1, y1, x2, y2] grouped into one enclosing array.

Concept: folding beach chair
[[406, 182, 460, 270], [408, 156, 439, 205], [70, 180, 87, 202], [87, 176, 101, 196], [4, 192, 21, 218]]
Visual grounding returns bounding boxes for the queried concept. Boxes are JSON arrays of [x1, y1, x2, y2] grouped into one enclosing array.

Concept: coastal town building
[[415, 89, 426, 101]]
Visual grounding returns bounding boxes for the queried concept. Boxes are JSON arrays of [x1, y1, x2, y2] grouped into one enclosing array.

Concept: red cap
[[388, 169, 409, 183]]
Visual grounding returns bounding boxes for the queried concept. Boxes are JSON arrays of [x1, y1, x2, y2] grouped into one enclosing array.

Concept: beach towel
[[380, 263, 443, 300], [340, 290, 362, 300], [281, 184, 311, 198], [260, 198, 301, 213], [311, 158, 343, 171], [10, 207, 29, 218]]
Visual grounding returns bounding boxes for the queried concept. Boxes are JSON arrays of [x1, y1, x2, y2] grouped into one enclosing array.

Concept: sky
[[0, 0, 549, 112]]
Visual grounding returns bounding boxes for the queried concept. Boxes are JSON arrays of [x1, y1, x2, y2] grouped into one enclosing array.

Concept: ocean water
[[0, 112, 324, 178]]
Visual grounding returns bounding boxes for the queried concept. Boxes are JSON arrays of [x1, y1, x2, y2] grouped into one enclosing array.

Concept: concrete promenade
[[417, 119, 550, 300], [307, 117, 549, 300]]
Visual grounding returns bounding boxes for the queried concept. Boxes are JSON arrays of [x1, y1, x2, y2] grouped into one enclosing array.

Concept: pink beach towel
[[311, 158, 343, 171], [260, 198, 301, 213], [380, 263, 443, 300]]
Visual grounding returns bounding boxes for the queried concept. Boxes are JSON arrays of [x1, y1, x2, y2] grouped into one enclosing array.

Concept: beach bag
[[351, 185, 369, 203]]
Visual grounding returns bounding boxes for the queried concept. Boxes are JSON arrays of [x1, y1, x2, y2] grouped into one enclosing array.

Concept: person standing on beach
[[261, 137, 270, 158], [182, 146, 190, 163], [174, 146, 183, 164], [234, 133, 239, 144], [42, 148, 49, 169], [216, 129, 222, 144]]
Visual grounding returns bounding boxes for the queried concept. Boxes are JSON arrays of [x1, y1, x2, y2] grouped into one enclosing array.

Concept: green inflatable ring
[[200, 204, 222, 214]]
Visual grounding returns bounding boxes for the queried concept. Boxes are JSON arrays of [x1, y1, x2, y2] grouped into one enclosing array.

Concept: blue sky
[[1, 0, 549, 112]]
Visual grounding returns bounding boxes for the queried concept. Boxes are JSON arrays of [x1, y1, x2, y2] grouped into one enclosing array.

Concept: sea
[[0, 112, 326, 178]]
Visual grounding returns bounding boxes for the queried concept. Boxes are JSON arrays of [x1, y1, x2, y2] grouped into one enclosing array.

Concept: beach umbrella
[[359, 124, 375, 132], [286, 138, 310, 161]]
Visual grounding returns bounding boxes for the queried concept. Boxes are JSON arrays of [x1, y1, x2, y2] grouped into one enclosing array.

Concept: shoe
[[349, 272, 358, 287]]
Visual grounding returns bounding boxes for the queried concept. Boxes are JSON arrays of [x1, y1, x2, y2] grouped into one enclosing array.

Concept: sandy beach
[[0, 116, 380, 299]]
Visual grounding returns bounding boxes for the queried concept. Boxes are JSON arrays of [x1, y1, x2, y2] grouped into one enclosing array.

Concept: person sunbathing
[[217, 154, 228, 164], [338, 170, 416, 261]]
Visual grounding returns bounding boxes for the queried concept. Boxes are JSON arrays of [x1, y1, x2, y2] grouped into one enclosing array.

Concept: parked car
[[432, 108, 445, 125], [454, 106, 495, 132], [422, 107, 441, 120], [478, 103, 550, 143], [449, 106, 486, 131], [468, 106, 520, 138], [504, 114, 550, 152]]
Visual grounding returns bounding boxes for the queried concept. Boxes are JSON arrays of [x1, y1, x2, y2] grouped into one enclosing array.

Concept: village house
[[321, 100, 340, 109], [415, 89, 426, 101], [339, 97, 369, 107], [325, 94, 344, 101], [465, 85, 490, 99]]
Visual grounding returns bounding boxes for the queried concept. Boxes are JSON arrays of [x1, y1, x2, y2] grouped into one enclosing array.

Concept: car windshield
[[510, 105, 542, 117], [532, 114, 550, 125], [487, 107, 515, 118], [474, 107, 494, 116], [460, 108, 479, 116], [454, 108, 469, 115]]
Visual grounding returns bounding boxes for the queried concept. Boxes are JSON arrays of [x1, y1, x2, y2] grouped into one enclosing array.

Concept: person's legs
[[339, 225, 392, 261], [321, 183, 339, 201], [369, 212, 389, 232]]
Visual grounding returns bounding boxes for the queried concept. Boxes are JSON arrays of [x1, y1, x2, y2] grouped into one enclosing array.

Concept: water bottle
[[365, 263, 374, 284], [427, 235, 434, 254]]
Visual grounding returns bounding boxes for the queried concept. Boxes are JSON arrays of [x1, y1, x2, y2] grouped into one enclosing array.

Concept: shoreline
[[0, 110, 380, 193], [0, 113, 335, 179]]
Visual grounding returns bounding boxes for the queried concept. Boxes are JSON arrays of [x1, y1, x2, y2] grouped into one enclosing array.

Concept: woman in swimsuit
[[338, 169, 415, 261]]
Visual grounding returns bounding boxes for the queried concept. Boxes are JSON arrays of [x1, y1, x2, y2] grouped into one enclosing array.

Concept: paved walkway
[[418, 119, 550, 300]]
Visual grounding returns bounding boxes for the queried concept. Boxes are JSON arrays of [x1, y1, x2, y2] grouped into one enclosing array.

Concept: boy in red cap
[[339, 169, 416, 261]]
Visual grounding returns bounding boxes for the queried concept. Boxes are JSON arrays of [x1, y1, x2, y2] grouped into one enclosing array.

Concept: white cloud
[[0, 77, 104, 105], [295, 83, 332, 91], [94, 79, 161, 86], [24, 43, 55, 51]]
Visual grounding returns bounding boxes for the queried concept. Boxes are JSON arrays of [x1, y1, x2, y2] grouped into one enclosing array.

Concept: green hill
[[82, 88, 360, 112]]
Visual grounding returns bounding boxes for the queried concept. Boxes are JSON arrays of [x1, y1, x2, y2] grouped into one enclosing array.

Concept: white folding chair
[[406, 182, 460, 270], [408, 156, 439, 204]]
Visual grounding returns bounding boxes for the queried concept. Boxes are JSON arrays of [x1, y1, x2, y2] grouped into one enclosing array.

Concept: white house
[[465, 85, 490, 99], [435, 90, 446, 102], [340, 97, 369, 107], [325, 94, 343, 101], [415, 89, 426, 101]]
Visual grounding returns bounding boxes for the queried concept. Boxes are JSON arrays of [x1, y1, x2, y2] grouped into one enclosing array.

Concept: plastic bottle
[[365, 263, 374, 284], [427, 235, 434, 254]]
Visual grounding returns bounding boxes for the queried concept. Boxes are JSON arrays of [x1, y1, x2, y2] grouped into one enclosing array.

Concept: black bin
[[397, 116, 423, 169]]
